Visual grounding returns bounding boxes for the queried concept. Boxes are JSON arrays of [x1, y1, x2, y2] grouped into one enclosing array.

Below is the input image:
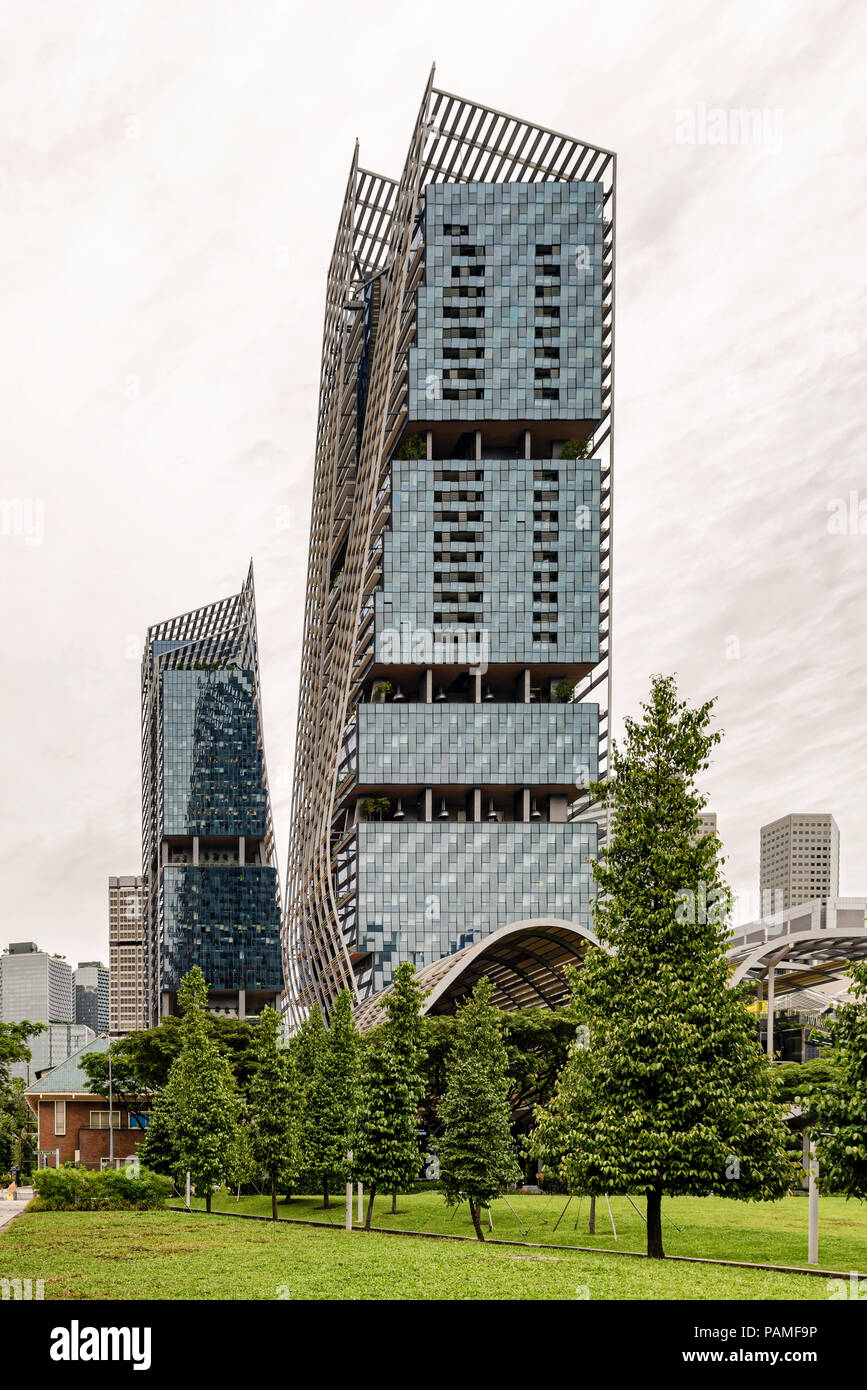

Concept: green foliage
[[225, 1115, 261, 1192], [775, 1052, 841, 1108], [812, 961, 867, 1197], [0, 1019, 46, 1080], [422, 1007, 576, 1122], [137, 967, 239, 1206], [436, 978, 522, 1238], [559, 438, 591, 459], [371, 680, 393, 703], [359, 795, 391, 820], [552, 679, 575, 703], [303, 991, 359, 1202], [530, 675, 795, 1257], [80, 1012, 259, 1101], [395, 433, 426, 460], [248, 1007, 304, 1217], [354, 963, 427, 1224], [31, 1165, 171, 1211]]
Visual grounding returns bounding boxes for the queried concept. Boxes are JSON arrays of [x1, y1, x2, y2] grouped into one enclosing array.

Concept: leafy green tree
[[355, 962, 427, 1226], [0, 1023, 44, 1176], [303, 990, 359, 1208], [811, 961, 867, 1197], [436, 977, 522, 1240], [139, 1084, 179, 1179], [225, 1113, 260, 1199], [530, 675, 795, 1257], [80, 1013, 258, 1101], [248, 1007, 304, 1219], [143, 967, 239, 1211]]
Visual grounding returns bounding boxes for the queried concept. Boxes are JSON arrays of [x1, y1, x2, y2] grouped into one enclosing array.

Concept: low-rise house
[[23, 1036, 148, 1169]]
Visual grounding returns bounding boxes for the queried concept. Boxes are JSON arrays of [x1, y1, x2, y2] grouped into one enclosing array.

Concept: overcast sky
[[1, 0, 865, 966]]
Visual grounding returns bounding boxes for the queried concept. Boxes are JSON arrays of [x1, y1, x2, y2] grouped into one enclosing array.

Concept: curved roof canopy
[[354, 918, 600, 1033]]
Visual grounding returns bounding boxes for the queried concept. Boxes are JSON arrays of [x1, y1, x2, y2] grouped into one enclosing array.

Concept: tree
[[143, 967, 239, 1211], [530, 675, 795, 1257], [436, 977, 522, 1240], [0, 1022, 45, 1177], [302, 990, 359, 1208], [811, 961, 867, 1197], [354, 962, 427, 1227], [80, 1012, 258, 1101], [138, 1084, 178, 1179], [248, 1006, 304, 1219]]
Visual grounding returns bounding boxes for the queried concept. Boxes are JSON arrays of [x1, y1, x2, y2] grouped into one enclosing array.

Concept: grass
[[0, 1207, 841, 1300], [174, 1188, 867, 1274]]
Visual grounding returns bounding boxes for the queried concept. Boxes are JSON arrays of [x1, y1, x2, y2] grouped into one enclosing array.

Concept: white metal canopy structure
[[284, 71, 616, 1022]]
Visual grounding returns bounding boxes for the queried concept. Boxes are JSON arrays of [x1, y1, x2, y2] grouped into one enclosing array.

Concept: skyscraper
[[108, 875, 147, 1037], [141, 564, 284, 1023], [760, 813, 840, 913], [74, 961, 109, 1035], [286, 76, 614, 1017], [0, 942, 93, 1082]]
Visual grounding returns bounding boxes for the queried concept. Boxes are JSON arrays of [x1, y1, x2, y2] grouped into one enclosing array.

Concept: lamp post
[[108, 1044, 114, 1167]]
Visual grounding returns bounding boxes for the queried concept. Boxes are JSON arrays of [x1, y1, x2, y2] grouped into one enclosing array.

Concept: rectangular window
[[89, 1111, 121, 1129], [54, 1101, 66, 1136]]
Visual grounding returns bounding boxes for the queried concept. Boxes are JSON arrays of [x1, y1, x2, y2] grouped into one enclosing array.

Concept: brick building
[[23, 1036, 148, 1169]]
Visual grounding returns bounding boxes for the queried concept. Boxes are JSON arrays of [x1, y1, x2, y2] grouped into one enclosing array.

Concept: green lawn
[[175, 1188, 867, 1274], [0, 1208, 840, 1300]]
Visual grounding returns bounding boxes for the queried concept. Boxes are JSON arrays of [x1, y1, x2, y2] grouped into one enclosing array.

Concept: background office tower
[[74, 961, 109, 1035], [286, 77, 614, 1016], [141, 563, 284, 1024], [108, 876, 147, 1038], [0, 942, 94, 1081], [760, 813, 840, 913], [699, 813, 718, 838], [0, 941, 73, 1024]]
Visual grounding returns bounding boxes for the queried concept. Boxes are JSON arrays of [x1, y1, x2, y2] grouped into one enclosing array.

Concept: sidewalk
[[0, 1188, 34, 1234]]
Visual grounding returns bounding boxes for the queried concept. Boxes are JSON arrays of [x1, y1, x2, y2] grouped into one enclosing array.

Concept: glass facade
[[409, 181, 604, 421], [142, 567, 283, 1020], [162, 865, 282, 994], [357, 822, 598, 994], [357, 702, 598, 786], [162, 670, 268, 837], [376, 455, 600, 663]]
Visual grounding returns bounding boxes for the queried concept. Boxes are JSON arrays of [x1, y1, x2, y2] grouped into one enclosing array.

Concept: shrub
[[31, 1165, 171, 1212], [553, 679, 575, 703], [395, 434, 426, 460], [559, 439, 591, 459]]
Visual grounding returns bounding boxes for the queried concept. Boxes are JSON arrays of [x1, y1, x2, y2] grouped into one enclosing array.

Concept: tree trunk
[[588, 1195, 596, 1234], [322, 1176, 330, 1209], [206, 1189, 211, 1214], [365, 1186, 377, 1230], [646, 1188, 664, 1259], [271, 1170, 278, 1222], [391, 1191, 398, 1215], [470, 1201, 485, 1241]]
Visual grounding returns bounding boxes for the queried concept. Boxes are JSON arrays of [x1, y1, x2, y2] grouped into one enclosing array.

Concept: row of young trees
[[101, 675, 867, 1254]]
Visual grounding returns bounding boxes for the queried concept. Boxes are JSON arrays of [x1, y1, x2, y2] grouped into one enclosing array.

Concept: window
[[89, 1111, 121, 1129], [54, 1100, 66, 1136]]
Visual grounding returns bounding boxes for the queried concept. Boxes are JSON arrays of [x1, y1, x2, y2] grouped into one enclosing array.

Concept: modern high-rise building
[[286, 76, 614, 1017], [108, 875, 147, 1037], [141, 564, 284, 1023], [699, 813, 718, 838], [0, 942, 92, 1082], [760, 813, 840, 913], [74, 961, 109, 1035], [0, 942, 73, 1025]]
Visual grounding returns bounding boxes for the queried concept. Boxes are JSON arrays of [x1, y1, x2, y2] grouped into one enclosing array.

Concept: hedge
[[31, 1165, 172, 1211]]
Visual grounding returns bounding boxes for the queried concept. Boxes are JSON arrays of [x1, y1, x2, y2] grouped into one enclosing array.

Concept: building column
[[192, 836, 199, 866], [237, 990, 246, 1021], [238, 837, 245, 866]]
